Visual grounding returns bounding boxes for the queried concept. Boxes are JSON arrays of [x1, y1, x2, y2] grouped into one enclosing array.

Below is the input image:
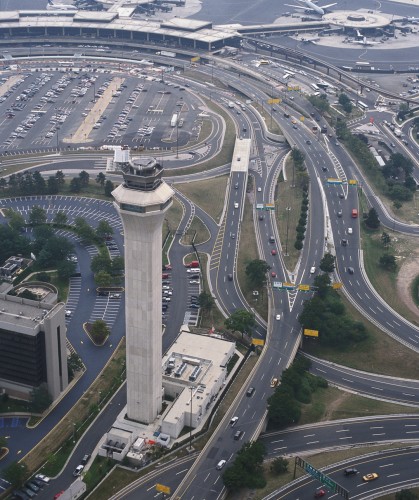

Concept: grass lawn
[[175, 175, 228, 223], [181, 216, 210, 246], [87, 465, 138, 500], [361, 223, 419, 327], [275, 165, 304, 270], [197, 253, 226, 330], [237, 196, 268, 321], [169, 100, 236, 177], [302, 290, 419, 379], [299, 385, 419, 426], [164, 197, 183, 235]]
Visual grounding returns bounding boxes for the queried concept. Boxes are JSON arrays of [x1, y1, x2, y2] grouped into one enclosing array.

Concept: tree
[[0, 436, 7, 450], [319, 253, 335, 273], [245, 259, 270, 288], [96, 172, 106, 186], [74, 217, 96, 244], [5, 209, 25, 232], [270, 457, 289, 475], [0, 177, 7, 191], [365, 207, 380, 229], [53, 211, 68, 226], [90, 319, 110, 344], [111, 256, 125, 275], [57, 260, 76, 280], [104, 179, 114, 197], [91, 251, 112, 274], [338, 93, 352, 113], [55, 170, 65, 187], [381, 231, 391, 248], [30, 384, 52, 413], [70, 177, 82, 193], [222, 442, 266, 491], [68, 353, 83, 380], [79, 170, 90, 187], [96, 220, 113, 240], [47, 175, 59, 194], [225, 309, 256, 337], [0, 225, 29, 263], [291, 148, 305, 170], [379, 254, 397, 271], [3, 461, 28, 488], [198, 291, 215, 312], [35, 272, 51, 283], [267, 390, 301, 429], [393, 200, 402, 210], [33, 171, 46, 194], [28, 206, 47, 226], [94, 270, 113, 287]]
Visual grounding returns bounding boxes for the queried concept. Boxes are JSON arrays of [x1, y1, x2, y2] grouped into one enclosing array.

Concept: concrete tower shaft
[[112, 157, 173, 424]]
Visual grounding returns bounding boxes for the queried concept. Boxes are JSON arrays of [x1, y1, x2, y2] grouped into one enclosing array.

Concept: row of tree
[[294, 186, 309, 251], [267, 357, 327, 429], [0, 170, 115, 197]]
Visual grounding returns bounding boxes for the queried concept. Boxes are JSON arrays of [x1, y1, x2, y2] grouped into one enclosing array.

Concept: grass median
[[22, 339, 126, 476]]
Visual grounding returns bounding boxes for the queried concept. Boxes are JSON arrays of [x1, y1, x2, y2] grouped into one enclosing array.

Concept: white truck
[[156, 50, 176, 58], [171, 114, 178, 127], [228, 101, 234, 108], [393, 128, 402, 137]]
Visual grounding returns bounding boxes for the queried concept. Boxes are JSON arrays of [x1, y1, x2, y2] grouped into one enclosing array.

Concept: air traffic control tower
[[112, 157, 173, 424]]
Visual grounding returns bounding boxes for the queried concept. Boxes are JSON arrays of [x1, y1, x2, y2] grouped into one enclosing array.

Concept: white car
[[65, 310, 71, 318], [216, 459, 227, 470], [234, 202, 239, 209], [310, 266, 316, 274], [189, 280, 200, 284], [348, 228, 353, 234], [257, 187, 262, 192], [276, 314, 281, 320]]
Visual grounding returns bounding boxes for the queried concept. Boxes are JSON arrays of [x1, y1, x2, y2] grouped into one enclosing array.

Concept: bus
[[356, 61, 370, 67], [357, 100, 369, 111], [258, 59, 270, 65], [283, 72, 295, 80], [58, 61, 74, 67], [310, 83, 320, 91]]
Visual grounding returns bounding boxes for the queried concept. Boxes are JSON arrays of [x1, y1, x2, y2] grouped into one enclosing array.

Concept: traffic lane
[[34, 384, 127, 500], [270, 447, 419, 500], [122, 455, 197, 500], [306, 355, 419, 406], [260, 416, 419, 457]]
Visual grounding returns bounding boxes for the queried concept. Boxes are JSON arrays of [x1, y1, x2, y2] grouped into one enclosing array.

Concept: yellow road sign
[[156, 484, 171, 494], [268, 98, 281, 104], [191, 56, 200, 62], [298, 284, 310, 291], [348, 179, 358, 185], [332, 283, 343, 289], [304, 329, 319, 337], [252, 338, 265, 346]]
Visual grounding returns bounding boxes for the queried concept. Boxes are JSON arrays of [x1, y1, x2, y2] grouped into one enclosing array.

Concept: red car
[[54, 492, 65, 499], [271, 249, 277, 255], [271, 271, 277, 278], [164, 264, 172, 271], [314, 490, 326, 498]]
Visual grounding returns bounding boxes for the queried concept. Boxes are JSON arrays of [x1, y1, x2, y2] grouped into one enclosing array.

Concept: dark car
[[314, 490, 326, 498], [341, 239, 348, 246], [233, 430, 244, 440], [348, 267, 354, 274], [228, 274, 233, 281], [81, 454, 91, 465], [25, 482, 40, 493], [189, 274, 200, 279], [344, 468, 358, 476], [246, 387, 255, 397]]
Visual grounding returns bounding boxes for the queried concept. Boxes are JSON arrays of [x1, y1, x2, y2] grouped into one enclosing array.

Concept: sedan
[[189, 280, 200, 284], [271, 249, 277, 256], [271, 271, 277, 278], [270, 377, 279, 387], [363, 473, 379, 482]]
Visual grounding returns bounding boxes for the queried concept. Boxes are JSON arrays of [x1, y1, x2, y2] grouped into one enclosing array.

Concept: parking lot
[[0, 61, 204, 153]]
